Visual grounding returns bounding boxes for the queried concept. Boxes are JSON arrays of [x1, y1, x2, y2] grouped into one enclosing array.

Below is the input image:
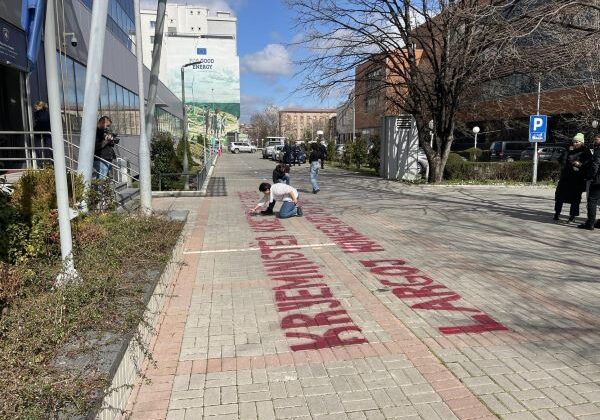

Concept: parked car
[[271, 145, 284, 161], [229, 142, 256, 154], [262, 138, 286, 158], [489, 141, 531, 161], [520, 145, 566, 161]]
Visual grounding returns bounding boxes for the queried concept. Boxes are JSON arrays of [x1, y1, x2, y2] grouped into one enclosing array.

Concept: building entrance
[[0, 65, 27, 170]]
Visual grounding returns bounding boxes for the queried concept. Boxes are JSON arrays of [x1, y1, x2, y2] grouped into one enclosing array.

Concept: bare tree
[[248, 105, 280, 146], [288, 0, 597, 182]]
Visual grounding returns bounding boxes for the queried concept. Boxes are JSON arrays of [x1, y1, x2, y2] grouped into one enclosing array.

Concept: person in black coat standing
[[578, 134, 600, 230], [554, 133, 592, 223], [33, 101, 52, 165]]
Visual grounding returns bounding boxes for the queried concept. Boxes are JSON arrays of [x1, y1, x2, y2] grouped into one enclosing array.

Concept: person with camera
[[94, 116, 119, 179]]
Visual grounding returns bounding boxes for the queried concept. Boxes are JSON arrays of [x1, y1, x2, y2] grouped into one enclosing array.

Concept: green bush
[[444, 159, 560, 182], [7, 168, 84, 264], [150, 132, 183, 190], [367, 137, 380, 173], [353, 136, 368, 168], [326, 141, 336, 163], [341, 141, 354, 167]]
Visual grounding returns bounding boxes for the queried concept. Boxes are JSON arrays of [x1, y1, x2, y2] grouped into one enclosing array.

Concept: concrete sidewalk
[[125, 154, 600, 420]]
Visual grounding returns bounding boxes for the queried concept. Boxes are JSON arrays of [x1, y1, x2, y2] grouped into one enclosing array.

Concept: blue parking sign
[[529, 115, 547, 142]]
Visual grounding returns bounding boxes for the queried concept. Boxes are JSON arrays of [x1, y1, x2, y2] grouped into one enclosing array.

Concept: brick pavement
[[125, 154, 600, 420]]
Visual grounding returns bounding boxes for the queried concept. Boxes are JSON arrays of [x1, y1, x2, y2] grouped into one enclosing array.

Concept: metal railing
[[0, 131, 139, 186]]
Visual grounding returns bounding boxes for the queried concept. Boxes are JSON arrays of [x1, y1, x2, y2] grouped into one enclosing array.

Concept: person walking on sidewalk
[[309, 142, 321, 194], [319, 141, 327, 169], [578, 135, 600, 230], [250, 182, 303, 218], [554, 133, 592, 223]]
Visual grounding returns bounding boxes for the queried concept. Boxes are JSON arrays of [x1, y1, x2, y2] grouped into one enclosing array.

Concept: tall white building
[[140, 4, 240, 139]]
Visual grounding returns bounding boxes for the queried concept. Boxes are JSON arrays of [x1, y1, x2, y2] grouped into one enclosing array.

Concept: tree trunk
[[428, 156, 444, 183]]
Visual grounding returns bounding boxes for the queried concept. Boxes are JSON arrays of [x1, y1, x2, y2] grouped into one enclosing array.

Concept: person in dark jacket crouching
[[578, 135, 600, 230], [554, 133, 592, 223]]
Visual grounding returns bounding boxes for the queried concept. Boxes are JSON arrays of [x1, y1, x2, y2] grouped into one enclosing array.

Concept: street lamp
[[180, 61, 207, 191], [428, 120, 434, 148], [472, 126, 480, 149]]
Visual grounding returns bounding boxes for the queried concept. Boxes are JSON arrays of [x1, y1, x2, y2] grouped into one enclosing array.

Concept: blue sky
[[190, 0, 341, 121]]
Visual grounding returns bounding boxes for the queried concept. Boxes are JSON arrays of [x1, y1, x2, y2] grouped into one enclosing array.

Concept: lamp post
[[473, 126, 480, 150], [180, 61, 207, 191], [428, 120, 434, 148]]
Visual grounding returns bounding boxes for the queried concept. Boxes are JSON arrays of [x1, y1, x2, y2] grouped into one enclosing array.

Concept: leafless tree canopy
[[248, 105, 280, 144], [288, 0, 599, 182]]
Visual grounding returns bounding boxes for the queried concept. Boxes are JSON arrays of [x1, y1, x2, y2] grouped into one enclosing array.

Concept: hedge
[[444, 153, 560, 182]]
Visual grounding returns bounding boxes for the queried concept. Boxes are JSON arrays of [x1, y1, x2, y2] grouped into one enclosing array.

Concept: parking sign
[[529, 115, 547, 142]]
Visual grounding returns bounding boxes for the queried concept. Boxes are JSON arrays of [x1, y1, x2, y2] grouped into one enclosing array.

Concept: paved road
[[126, 153, 600, 420]]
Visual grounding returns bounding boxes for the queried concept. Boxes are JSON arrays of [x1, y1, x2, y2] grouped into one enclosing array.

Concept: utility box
[[380, 115, 419, 181]]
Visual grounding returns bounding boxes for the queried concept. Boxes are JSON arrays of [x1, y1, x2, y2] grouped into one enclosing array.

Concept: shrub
[[326, 141, 336, 162], [367, 137, 381, 173], [150, 132, 183, 190], [341, 141, 354, 167], [7, 169, 84, 264], [352, 136, 368, 168], [444, 159, 560, 182]]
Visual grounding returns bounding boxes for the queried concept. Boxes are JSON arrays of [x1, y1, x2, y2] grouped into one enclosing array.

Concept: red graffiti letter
[[288, 326, 368, 351], [439, 314, 509, 335]]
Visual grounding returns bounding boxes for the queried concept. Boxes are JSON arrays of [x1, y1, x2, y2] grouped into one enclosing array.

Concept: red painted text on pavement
[[360, 259, 509, 335], [304, 206, 385, 253]]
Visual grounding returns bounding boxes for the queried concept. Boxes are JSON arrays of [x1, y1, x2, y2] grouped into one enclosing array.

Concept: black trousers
[[585, 184, 600, 225], [555, 200, 580, 218], [266, 200, 276, 212]]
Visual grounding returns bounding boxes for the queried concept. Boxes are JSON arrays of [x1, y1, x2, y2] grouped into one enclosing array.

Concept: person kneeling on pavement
[[250, 182, 303, 218]]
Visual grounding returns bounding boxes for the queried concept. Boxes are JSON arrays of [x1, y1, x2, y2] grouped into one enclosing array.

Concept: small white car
[[229, 142, 256, 154]]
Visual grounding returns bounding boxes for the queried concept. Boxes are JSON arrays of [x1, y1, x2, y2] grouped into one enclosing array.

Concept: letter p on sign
[[529, 115, 547, 142]]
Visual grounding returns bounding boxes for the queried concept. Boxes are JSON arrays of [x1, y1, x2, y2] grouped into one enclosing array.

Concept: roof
[[279, 108, 337, 114]]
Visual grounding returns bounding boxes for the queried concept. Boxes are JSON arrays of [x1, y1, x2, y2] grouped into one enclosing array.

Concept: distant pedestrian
[[250, 182, 303, 218], [554, 133, 592, 223], [292, 143, 301, 166], [282, 141, 293, 165], [33, 101, 53, 165], [309, 142, 320, 194], [319, 141, 327, 169], [578, 135, 600, 230], [273, 163, 290, 185]]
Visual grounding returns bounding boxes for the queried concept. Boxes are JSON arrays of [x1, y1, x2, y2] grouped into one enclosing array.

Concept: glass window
[[100, 77, 110, 114], [116, 85, 125, 133], [73, 61, 86, 113], [61, 57, 78, 130], [108, 80, 118, 127]]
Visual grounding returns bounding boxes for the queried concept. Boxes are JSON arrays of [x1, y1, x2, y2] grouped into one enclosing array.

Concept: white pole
[[533, 81, 541, 185], [77, 0, 109, 186], [45, 0, 79, 285], [133, 0, 151, 214], [145, 0, 167, 143], [181, 66, 190, 190]]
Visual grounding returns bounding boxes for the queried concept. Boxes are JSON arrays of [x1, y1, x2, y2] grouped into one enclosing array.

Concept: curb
[[93, 211, 190, 420]]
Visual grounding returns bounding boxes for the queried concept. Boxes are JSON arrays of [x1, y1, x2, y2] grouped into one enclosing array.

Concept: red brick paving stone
[[221, 357, 237, 371], [125, 199, 211, 419]]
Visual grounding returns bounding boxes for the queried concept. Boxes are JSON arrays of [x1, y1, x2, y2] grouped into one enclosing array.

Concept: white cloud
[[241, 44, 293, 78]]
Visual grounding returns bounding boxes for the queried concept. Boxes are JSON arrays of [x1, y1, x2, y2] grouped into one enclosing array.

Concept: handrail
[[0, 131, 141, 177]]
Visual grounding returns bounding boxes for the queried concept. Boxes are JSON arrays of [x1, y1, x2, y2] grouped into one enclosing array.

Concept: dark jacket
[[590, 145, 600, 185], [95, 128, 119, 162], [282, 144, 293, 164], [319, 143, 327, 160], [33, 109, 51, 132], [555, 146, 592, 203], [273, 166, 286, 183]]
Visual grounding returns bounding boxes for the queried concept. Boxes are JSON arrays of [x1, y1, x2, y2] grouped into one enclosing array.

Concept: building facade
[[140, 4, 240, 141], [278, 108, 337, 142], [336, 92, 355, 144], [0, 0, 183, 171]]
